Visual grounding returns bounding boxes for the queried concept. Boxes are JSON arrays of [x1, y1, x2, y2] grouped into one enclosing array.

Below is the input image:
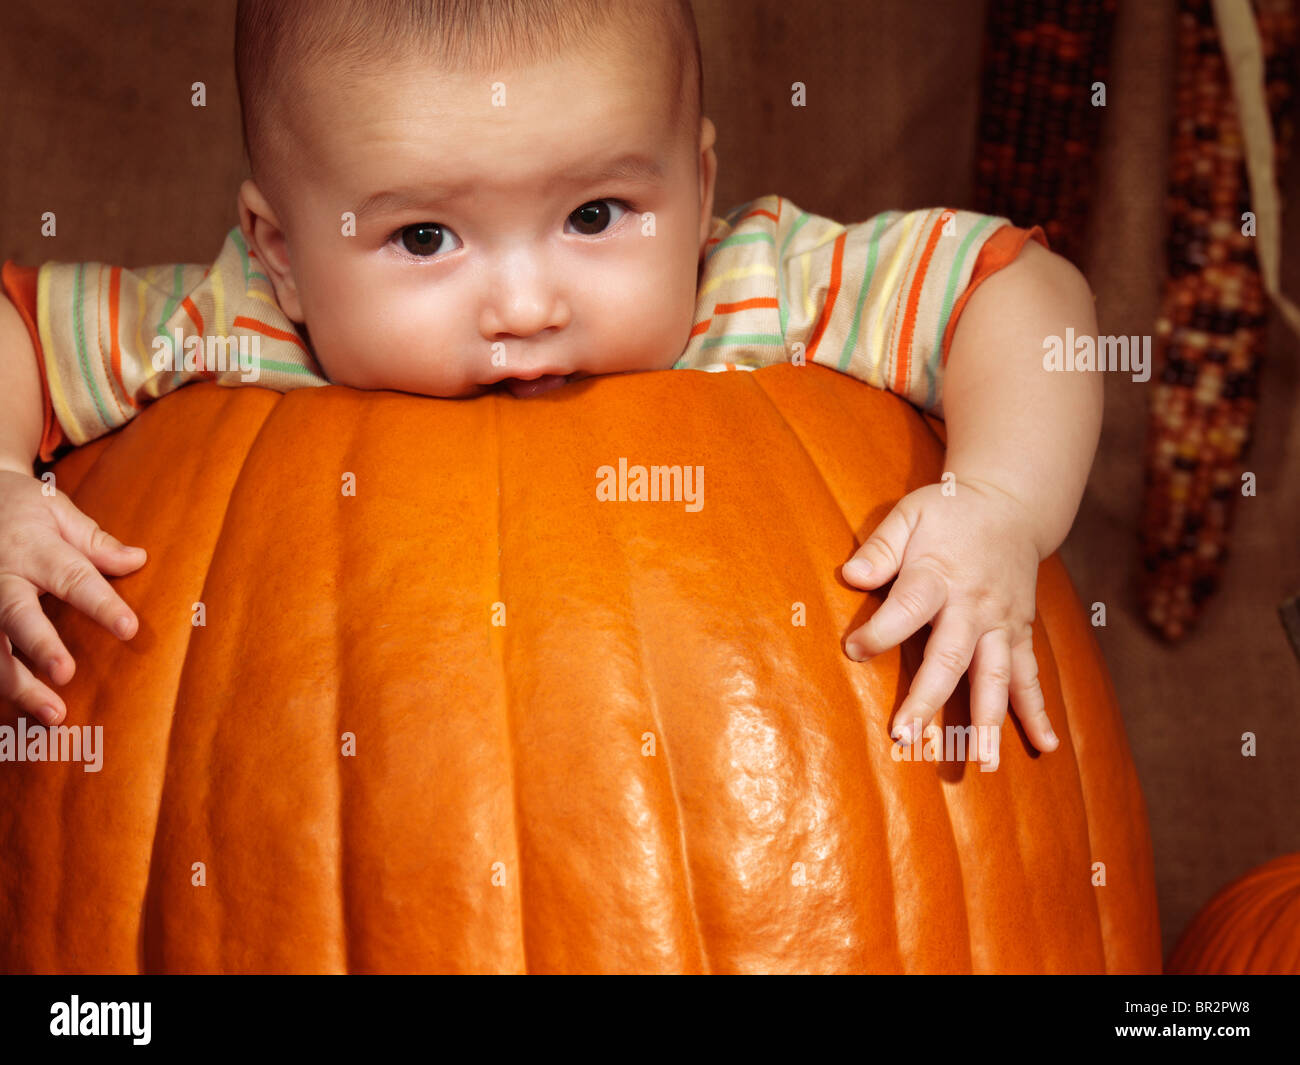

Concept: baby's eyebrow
[[355, 152, 665, 220]]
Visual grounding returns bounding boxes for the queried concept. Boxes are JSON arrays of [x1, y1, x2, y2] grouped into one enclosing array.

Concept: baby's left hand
[[841, 477, 1060, 771]]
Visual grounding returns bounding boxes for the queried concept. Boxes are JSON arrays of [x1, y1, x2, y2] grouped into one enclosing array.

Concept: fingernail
[[1044, 726, 1058, 745], [846, 641, 870, 662], [37, 705, 60, 725], [115, 617, 133, 638], [844, 559, 873, 582], [893, 724, 912, 745]]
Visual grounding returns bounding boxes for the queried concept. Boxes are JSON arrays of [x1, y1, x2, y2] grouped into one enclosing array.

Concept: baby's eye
[[566, 199, 629, 236], [396, 223, 460, 258]]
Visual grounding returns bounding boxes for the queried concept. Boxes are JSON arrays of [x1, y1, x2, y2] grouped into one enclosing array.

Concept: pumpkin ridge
[[331, 392, 351, 977], [1037, 559, 1155, 973], [1085, 561, 1161, 972], [137, 383, 283, 973], [748, 367, 920, 970], [1003, 613, 1098, 972], [752, 365, 978, 972], [493, 394, 531, 974], [598, 480, 712, 975], [943, 731, 1007, 973], [1018, 614, 1079, 970], [826, 589, 913, 972], [1028, 568, 1110, 972]]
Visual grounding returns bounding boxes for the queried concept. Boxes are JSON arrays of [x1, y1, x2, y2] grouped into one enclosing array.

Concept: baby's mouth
[[499, 373, 571, 398]]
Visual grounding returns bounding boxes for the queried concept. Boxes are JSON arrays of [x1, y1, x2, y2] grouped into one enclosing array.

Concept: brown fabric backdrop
[[1, 0, 1297, 962]]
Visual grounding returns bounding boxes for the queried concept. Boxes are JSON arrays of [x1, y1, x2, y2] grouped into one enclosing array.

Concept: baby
[[0, 0, 1101, 771]]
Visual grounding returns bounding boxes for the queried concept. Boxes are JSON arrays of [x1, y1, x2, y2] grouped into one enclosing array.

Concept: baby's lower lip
[[501, 374, 570, 398]]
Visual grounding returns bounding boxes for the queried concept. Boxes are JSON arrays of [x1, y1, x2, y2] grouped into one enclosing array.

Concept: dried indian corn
[[973, 0, 1118, 267], [1138, 0, 1297, 641]]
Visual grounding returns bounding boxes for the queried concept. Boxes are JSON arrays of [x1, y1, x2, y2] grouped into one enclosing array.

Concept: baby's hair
[[235, 0, 703, 205]]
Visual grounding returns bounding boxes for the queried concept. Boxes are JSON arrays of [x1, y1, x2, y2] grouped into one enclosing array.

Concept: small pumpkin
[[0, 365, 1161, 973], [1167, 853, 1300, 974]]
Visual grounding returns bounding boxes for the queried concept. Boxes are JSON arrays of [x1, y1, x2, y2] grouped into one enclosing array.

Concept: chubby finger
[[968, 629, 1012, 771], [891, 609, 978, 744], [1009, 629, 1057, 752], [49, 494, 147, 574], [0, 575, 75, 685], [27, 541, 139, 641], [847, 562, 946, 661], [842, 500, 918, 590], [0, 634, 66, 725]]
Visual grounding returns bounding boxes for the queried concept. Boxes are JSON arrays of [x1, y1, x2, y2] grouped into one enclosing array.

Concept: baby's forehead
[[278, 40, 684, 146], [263, 55, 687, 208], [291, 30, 677, 99], [270, 0, 683, 98]]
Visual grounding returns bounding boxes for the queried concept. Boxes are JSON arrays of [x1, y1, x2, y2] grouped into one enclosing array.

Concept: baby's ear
[[237, 179, 304, 322], [696, 115, 719, 251]]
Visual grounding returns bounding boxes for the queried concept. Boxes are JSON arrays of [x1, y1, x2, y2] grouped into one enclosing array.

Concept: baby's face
[[242, 41, 717, 398]]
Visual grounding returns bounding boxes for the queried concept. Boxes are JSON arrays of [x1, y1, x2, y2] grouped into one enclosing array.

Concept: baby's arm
[[842, 241, 1103, 767], [943, 241, 1103, 562], [0, 290, 146, 724], [0, 289, 42, 477]]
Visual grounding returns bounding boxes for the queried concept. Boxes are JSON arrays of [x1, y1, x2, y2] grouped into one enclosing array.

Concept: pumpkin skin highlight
[[0, 365, 1161, 973], [1167, 853, 1300, 974]]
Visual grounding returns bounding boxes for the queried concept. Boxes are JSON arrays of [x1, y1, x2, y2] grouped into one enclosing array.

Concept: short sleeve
[[25, 228, 328, 456]]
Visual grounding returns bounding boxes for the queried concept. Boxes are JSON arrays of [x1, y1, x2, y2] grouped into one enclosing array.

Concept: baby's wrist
[[945, 469, 1056, 561]]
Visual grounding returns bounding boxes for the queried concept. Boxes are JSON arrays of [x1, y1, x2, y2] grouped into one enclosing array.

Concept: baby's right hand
[[0, 469, 147, 724]]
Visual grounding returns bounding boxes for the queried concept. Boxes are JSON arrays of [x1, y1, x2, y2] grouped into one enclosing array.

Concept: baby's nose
[[480, 262, 570, 339]]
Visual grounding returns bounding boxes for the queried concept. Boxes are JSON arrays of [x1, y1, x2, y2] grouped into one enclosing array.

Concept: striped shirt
[[2, 194, 1045, 463]]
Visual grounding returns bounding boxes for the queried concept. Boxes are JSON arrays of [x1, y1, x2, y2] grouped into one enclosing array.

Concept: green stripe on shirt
[[71, 264, 113, 430], [837, 212, 892, 374], [925, 215, 994, 408]]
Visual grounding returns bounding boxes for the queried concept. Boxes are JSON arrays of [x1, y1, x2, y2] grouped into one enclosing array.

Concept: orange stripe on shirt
[[181, 295, 204, 333], [689, 319, 712, 338], [107, 266, 138, 411], [713, 297, 778, 315], [893, 212, 947, 393], [805, 230, 846, 362], [232, 315, 312, 355], [177, 295, 212, 380]]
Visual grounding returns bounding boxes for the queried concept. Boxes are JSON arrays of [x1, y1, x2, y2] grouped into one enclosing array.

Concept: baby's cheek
[[303, 313, 374, 387], [599, 250, 698, 369], [308, 299, 418, 389]]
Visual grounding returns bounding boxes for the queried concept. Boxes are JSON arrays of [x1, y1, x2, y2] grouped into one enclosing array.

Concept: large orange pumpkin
[[0, 364, 1160, 973], [1167, 853, 1300, 974]]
